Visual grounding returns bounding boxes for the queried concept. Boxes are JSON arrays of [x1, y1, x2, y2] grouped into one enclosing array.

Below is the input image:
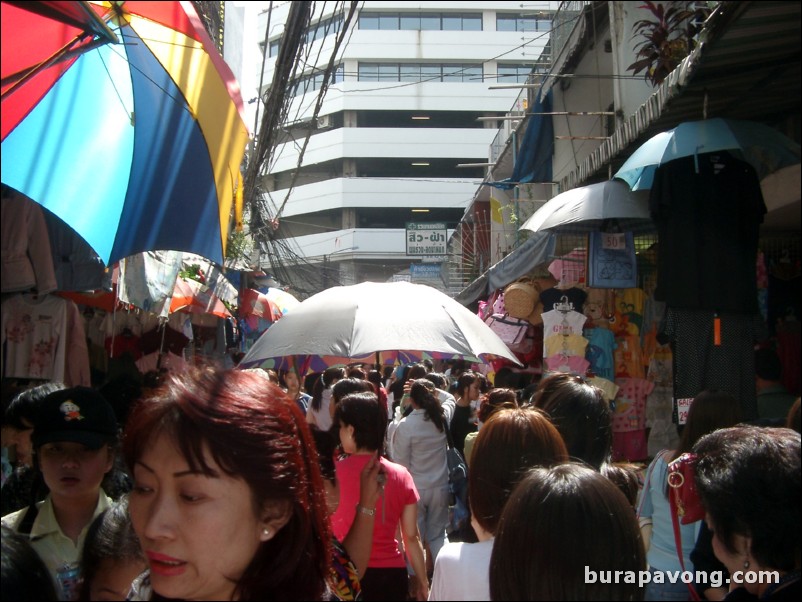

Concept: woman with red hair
[[123, 366, 331, 601]]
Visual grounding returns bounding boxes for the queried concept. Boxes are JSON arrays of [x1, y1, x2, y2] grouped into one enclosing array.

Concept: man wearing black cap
[[2, 387, 118, 601]]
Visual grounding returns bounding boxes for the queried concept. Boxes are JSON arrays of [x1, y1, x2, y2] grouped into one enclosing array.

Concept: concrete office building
[[254, 1, 556, 293]]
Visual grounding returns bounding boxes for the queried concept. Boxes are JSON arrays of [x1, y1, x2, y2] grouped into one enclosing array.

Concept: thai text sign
[[410, 263, 442, 280], [406, 222, 447, 256]]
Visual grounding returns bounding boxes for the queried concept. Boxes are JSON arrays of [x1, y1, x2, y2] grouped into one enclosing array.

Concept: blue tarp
[[489, 88, 553, 190]]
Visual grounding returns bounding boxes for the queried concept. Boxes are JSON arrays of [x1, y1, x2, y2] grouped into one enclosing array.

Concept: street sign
[[406, 222, 447, 256], [410, 263, 442, 280]]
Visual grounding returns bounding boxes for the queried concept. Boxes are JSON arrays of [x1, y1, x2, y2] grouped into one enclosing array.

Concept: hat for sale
[[32, 387, 118, 449]]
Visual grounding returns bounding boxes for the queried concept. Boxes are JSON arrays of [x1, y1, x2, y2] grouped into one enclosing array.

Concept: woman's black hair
[[79, 496, 145, 601], [5, 382, 65, 430], [333, 391, 385, 453], [1, 525, 58, 601], [409, 379, 445, 432], [693, 426, 800, 573], [490, 464, 645, 601], [331, 378, 374, 409], [310, 366, 346, 412], [309, 428, 338, 483]]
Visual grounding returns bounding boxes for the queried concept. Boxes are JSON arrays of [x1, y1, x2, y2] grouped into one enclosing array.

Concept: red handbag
[[667, 452, 705, 524]]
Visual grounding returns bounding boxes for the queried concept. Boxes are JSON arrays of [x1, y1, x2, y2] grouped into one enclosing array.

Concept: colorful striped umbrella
[[1, 1, 249, 266]]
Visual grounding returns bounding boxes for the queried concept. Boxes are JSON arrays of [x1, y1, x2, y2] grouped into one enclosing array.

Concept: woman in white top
[[306, 366, 345, 432], [429, 407, 568, 601], [392, 379, 450, 565]]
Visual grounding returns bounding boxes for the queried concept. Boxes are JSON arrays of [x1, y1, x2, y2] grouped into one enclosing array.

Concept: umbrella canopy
[[614, 118, 800, 191], [240, 288, 284, 322], [116, 250, 237, 318], [520, 180, 653, 234], [1, 1, 249, 266], [170, 277, 231, 319], [238, 281, 522, 372], [263, 287, 300, 314]]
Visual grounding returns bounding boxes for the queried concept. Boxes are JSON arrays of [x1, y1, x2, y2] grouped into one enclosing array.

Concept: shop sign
[[406, 222, 447, 256], [410, 263, 442, 280]]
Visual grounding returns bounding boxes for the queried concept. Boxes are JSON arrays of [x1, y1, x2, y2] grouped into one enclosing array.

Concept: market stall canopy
[[239, 281, 522, 372], [1, 1, 249, 266], [520, 180, 653, 234]]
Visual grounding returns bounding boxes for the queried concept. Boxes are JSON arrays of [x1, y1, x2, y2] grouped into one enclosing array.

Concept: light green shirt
[[2, 490, 111, 600]]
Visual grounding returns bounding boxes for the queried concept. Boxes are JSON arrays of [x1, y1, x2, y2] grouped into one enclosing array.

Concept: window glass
[[496, 15, 516, 31], [462, 65, 483, 82], [420, 14, 440, 30], [442, 15, 461, 31], [378, 64, 399, 81], [400, 64, 421, 82], [269, 39, 281, 57], [358, 63, 379, 81], [379, 13, 400, 30], [359, 13, 379, 29], [463, 14, 482, 31], [420, 65, 442, 81], [400, 14, 421, 30], [442, 65, 462, 82]]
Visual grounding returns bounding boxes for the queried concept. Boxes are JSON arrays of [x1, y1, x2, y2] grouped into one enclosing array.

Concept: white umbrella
[[519, 180, 653, 234], [238, 281, 522, 371]]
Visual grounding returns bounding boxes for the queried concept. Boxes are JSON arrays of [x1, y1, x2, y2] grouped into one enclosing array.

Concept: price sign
[[601, 232, 627, 249], [675, 397, 694, 425]]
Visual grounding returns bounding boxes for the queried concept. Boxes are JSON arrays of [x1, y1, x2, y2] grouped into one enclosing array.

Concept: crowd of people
[[1, 354, 799, 601]]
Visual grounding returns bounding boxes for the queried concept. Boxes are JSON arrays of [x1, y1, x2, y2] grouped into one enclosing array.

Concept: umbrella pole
[[157, 322, 167, 370]]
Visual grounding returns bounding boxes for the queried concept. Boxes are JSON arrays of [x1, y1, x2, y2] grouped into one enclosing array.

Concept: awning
[[455, 231, 556, 305]]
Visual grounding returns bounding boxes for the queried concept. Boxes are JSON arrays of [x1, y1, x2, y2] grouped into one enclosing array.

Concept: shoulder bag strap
[[444, 420, 455, 449], [669, 463, 701, 601]]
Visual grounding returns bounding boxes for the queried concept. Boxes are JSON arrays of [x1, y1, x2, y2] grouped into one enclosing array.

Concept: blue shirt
[[637, 451, 699, 572]]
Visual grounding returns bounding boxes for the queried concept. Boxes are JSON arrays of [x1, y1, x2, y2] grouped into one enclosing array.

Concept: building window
[[269, 14, 343, 57], [358, 63, 484, 83], [497, 64, 535, 84], [291, 65, 344, 98], [359, 12, 482, 31], [497, 13, 551, 33]]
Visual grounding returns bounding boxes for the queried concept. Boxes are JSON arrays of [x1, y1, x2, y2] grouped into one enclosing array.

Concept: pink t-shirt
[[332, 454, 419, 568], [611, 377, 655, 432]]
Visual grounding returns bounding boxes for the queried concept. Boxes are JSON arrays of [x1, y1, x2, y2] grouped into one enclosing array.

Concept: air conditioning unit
[[317, 114, 332, 129]]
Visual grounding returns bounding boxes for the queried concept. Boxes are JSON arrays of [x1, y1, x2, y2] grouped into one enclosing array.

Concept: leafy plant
[[628, 1, 712, 86]]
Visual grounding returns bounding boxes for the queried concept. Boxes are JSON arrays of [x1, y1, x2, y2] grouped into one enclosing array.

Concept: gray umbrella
[[520, 180, 654, 234], [238, 281, 522, 371]]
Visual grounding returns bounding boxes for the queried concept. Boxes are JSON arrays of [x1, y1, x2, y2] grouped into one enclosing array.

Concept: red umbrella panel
[[169, 277, 232, 319], [240, 288, 283, 322]]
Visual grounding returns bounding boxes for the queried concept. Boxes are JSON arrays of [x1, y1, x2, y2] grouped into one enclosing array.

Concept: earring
[[743, 559, 750, 570], [263, 528, 270, 537]]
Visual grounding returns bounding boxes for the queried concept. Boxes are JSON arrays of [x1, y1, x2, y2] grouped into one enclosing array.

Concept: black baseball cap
[[32, 387, 118, 450]]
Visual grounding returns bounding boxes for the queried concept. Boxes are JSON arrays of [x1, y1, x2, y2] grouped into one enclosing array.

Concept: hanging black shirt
[[650, 151, 766, 312]]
